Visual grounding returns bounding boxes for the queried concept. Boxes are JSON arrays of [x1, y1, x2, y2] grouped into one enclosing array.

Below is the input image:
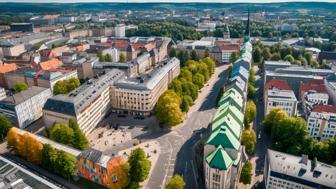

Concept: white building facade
[[307, 105, 336, 141]]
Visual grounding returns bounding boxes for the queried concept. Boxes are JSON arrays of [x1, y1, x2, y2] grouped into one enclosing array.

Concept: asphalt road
[[145, 64, 228, 189], [251, 66, 272, 188]]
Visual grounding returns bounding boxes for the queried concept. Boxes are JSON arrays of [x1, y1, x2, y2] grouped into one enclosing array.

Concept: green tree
[[239, 161, 252, 185], [230, 52, 239, 63], [311, 59, 319, 68], [165, 174, 185, 189], [49, 123, 74, 145], [284, 54, 295, 64], [271, 52, 281, 61], [98, 51, 105, 61], [304, 52, 313, 65], [128, 148, 151, 185], [190, 50, 199, 61], [0, 115, 12, 140], [105, 54, 113, 62], [200, 57, 215, 75], [53, 78, 80, 95], [169, 48, 177, 57], [247, 83, 256, 99], [263, 108, 288, 134], [192, 73, 205, 88], [155, 90, 183, 126], [262, 47, 272, 61], [244, 101, 257, 127], [180, 95, 193, 112], [169, 79, 183, 97], [14, 82, 28, 93], [179, 68, 193, 82], [242, 129, 256, 154], [248, 68, 255, 85], [119, 53, 126, 63], [69, 119, 89, 150], [182, 82, 199, 101], [253, 46, 262, 63], [204, 48, 210, 58]]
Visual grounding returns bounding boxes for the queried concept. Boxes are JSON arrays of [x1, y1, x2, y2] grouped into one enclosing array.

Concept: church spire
[[244, 8, 250, 36]]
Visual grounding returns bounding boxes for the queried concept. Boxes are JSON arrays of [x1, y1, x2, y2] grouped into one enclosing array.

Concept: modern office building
[[307, 105, 336, 141], [264, 149, 336, 189], [0, 86, 52, 128], [43, 69, 124, 134], [264, 79, 298, 116], [110, 58, 180, 116]]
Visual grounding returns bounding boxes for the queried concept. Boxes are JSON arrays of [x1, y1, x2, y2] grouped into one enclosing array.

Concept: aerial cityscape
[[0, 1, 335, 189]]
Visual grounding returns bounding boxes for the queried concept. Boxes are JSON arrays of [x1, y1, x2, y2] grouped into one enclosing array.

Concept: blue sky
[[0, 0, 335, 3]]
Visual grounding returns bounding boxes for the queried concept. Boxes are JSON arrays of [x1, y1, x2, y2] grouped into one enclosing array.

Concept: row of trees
[[247, 67, 256, 99], [264, 108, 336, 165], [253, 42, 322, 69], [155, 57, 215, 126], [53, 77, 80, 95], [165, 174, 185, 189], [242, 101, 257, 154], [7, 128, 77, 178], [97, 51, 127, 63], [126, 21, 202, 41], [47, 119, 89, 150]]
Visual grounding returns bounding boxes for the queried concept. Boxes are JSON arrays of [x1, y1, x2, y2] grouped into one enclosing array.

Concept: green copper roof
[[212, 116, 242, 140], [206, 146, 233, 170], [218, 88, 243, 111], [212, 105, 244, 127], [205, 125, 241, 150]]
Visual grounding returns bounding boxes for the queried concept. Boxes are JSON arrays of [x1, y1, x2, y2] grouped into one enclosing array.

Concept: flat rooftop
[[267, 149, 336, 188], [267, 88, 297, 101], [0, 156, 62, 189], [43, 69, 124, 116], [1, 86, 49, 105]]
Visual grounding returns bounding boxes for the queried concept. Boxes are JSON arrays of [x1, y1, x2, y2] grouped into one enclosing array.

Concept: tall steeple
[[245, 8, 250, 36], [243, 8, 250, 43]]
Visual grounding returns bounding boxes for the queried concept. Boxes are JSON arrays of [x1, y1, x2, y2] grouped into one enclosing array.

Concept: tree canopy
[[244, 100, 257, 127], [128, 148, 151, 188], [165, 174, 186, 189], [53, 78, 80, 95], [242, 129, 256, 154], [14, 81, 28, 93], [239, 161, 252, 185]]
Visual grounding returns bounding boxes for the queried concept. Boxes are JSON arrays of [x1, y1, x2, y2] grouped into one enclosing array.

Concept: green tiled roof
[[205, 126, 241, 150], [212, 105, 244, 127], [206, 146, 233, 170], [212, 116, 242, 140], [218, 88, 243, 111]]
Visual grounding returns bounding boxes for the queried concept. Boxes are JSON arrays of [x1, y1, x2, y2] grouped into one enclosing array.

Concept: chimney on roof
[[311, 157, 318, 171]]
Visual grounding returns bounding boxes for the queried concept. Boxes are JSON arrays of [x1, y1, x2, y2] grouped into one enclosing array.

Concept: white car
[[258, 133, 261, 139]]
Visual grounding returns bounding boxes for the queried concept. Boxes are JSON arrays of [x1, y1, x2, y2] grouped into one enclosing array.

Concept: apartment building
[[307, 105, 336, 141], [264, 149, 336, 189], [300, 79, 329, 117], [0, 86, 52, 128], [114, 24, 126, 37], [43, 69, 124, 134], [110, 58, 180, 116], [0, 63, 17, 88], [264, 79, 298, 116]]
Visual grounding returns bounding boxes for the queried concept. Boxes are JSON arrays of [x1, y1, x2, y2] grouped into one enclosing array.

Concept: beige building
[[110, 57, 180, 116], [43, 69, 124, 134]]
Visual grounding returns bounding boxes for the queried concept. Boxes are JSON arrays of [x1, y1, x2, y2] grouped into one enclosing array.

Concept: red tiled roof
[[299, 79, 327, 98], [0, 63, 17, 74], [39, 58, 62, 70], [113, 41, 129, 49], [265, 79, 291, 90], [312, 105, 336, 114], [218, 45, 240, 52]]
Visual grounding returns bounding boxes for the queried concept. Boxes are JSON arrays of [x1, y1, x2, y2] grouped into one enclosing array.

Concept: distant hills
[[0, 2, 335, 14]]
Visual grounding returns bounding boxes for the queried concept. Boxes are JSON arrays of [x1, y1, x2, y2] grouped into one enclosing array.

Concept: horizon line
[[0, 0, 335, 3]]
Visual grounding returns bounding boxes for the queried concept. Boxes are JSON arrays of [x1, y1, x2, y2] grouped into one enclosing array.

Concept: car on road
[[258, 133, 261, 139]]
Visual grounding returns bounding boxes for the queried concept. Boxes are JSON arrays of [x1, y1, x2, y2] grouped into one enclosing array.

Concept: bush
[[14, 81, 28, 92], [53, 78, 80, 95]]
